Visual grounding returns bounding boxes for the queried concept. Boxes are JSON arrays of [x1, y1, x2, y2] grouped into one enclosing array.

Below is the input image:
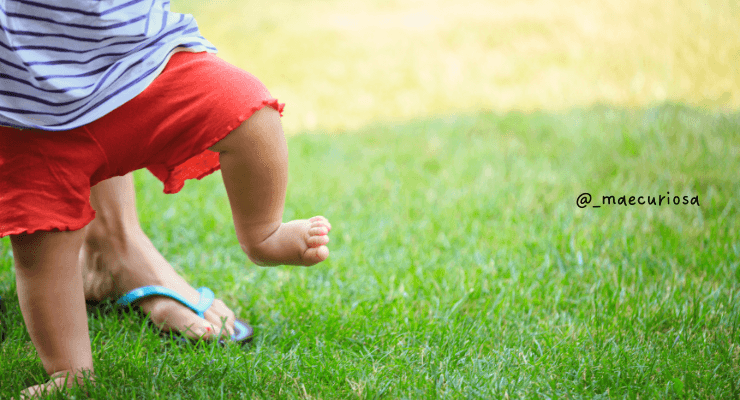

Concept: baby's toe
[[303, 245, 330, 265], [307, 233, 330, 248], [316, 245, 329, 260], [309, 225, 329, 236], [310, 216, 332, 231]]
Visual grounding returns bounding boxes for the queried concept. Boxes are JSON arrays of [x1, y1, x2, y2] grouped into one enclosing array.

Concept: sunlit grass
[[1, 105, 738, 398], [179, 0, 739, 133]]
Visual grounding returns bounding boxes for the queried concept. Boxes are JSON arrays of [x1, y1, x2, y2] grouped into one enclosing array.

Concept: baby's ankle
[[50, 368, 95, 389], [49, 368, 94, 381], [21, 369, 95, 398], [239, 223, 285, 266]]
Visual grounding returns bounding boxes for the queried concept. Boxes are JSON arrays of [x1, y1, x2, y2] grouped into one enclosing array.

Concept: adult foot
[[247, 216, 332, 267], [80, 222, 237, 341]]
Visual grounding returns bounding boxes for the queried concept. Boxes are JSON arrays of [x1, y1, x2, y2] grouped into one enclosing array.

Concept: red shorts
[[0, 51, 284, 237]]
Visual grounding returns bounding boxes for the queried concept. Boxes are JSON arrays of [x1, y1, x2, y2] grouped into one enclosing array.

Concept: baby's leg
[[208, 107, 331, 266], [11, 230, 94, 396]]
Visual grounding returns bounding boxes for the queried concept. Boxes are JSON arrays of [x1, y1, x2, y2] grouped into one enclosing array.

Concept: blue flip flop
[[116, 286, 253, 343]]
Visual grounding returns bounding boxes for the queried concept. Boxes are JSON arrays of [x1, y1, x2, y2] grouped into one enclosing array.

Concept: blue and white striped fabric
[[0, 0, 217, 131]]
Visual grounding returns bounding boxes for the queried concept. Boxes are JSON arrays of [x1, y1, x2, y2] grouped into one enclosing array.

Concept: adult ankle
[[84, 218, 141, 255]]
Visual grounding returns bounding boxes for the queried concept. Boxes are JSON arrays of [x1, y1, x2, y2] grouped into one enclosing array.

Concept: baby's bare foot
[[248, 216, 331, 267], [18, 370, 93, 399]]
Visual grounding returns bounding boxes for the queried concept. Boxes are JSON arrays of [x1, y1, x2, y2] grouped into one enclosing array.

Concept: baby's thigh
[[86, 51, 282, 194]]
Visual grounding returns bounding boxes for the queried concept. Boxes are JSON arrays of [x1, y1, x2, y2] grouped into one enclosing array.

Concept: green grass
[[1, 104, 739, 398]]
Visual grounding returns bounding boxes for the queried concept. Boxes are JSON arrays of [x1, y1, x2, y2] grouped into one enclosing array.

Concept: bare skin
[[80, 173, 330, 340], [12, 106, 331, 397], [81, 173, 241, 340], [207, 107, 331, 267], [11, 230, 93, 399]]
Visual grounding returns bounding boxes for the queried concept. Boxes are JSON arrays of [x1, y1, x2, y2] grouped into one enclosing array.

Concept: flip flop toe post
[[116, 286, 253, 344]]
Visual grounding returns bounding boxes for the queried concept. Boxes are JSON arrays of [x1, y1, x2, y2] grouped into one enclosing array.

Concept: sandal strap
[[116, 285, 214, 319]]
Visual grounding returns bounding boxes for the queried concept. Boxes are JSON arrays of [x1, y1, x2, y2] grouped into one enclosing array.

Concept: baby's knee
[[207, 106, 284, 154]]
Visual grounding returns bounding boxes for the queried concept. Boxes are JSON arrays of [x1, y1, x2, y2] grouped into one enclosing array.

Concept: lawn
[[2, 105, 739, 398], [1, 0, 740, 398]]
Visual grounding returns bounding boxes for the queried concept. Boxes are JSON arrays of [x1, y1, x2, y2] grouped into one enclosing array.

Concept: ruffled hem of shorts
[[0, 215, 95, 238], [160, 98, 285, 194]]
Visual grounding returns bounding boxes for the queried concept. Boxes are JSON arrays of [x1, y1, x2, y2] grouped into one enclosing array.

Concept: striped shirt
[[0, 0, 217, 131]]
